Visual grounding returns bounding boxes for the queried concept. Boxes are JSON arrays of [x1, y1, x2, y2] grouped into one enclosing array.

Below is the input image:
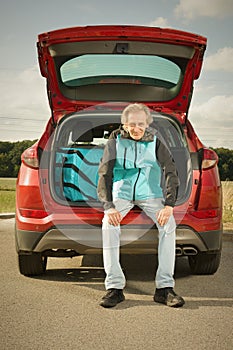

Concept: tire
[[188, 251, 221, 275], [18, 253, 47, 276]]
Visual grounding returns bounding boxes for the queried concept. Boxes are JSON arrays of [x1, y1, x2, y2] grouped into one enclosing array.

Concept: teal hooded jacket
[[98, 126, 179, 210], [112, 133, 163, 201]]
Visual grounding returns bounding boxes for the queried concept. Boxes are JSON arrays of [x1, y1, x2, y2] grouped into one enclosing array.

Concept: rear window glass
[[60, 54, 181, 88]]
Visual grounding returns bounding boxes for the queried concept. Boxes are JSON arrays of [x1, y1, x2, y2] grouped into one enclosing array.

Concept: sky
[[0, 0, 233, 149]]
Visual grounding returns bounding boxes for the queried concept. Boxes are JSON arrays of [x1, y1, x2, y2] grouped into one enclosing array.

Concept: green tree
[[0, 153, 13, 176], [0, 142, 13, 154], [9, 140, 36, 177], [213, 148, 233, 181], [0, 142, 14, 177], [0, 140, 36, 177]]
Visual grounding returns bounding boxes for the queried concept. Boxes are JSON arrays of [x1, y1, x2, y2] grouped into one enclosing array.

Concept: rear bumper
[[15, 224, 222, 256]]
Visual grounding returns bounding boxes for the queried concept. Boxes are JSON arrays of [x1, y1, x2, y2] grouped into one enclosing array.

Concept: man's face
[[124, 111, 149, 140]]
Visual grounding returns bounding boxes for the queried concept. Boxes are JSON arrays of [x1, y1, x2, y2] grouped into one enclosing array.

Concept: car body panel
[[37, 25, 207, 122], [16, 224, 222, 256], [15, 25, 222, 277]]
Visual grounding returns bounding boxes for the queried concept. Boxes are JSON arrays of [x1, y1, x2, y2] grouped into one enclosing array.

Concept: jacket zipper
[[123, 148, 127, 169], [133, 168, 141, 201], [134, 142, 137, 168], [133, 142, 140, 201]]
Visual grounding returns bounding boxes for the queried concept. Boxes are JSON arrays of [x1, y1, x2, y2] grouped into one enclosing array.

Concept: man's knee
[[163, 215, 176, 234]]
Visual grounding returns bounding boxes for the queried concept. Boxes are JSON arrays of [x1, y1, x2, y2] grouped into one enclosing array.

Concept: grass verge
[[222, 181, 233, 223], [0, 178, 16, 213]]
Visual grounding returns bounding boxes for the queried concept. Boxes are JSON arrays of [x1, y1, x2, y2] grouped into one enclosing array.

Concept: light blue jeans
[[102, 198, 176, 290]]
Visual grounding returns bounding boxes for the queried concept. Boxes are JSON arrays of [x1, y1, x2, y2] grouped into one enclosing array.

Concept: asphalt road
[[0, 219, 233, 350]]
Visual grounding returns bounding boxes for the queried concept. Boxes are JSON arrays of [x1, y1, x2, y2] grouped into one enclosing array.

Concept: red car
[[15, 25, 222, 276]]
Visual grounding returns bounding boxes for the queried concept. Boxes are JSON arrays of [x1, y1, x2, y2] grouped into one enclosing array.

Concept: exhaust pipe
[[182, 247, 198, 256], [176, 247, 183, 256]]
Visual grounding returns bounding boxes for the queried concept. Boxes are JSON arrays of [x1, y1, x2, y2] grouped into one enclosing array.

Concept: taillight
[[202, 148, 218, 170], [19, 208, 49, 218], [21, 145, 39, 169], [190, 209, 218, 219]]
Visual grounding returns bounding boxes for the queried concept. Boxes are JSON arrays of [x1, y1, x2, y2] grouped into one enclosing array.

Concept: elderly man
[[97, 103, 184, 308]]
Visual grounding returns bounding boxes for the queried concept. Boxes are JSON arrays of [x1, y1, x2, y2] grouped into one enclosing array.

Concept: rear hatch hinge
[[46, 60, 56, 128]]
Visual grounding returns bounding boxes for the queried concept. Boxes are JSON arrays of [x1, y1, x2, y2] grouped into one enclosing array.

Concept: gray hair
[[121, 103, 153, 125]]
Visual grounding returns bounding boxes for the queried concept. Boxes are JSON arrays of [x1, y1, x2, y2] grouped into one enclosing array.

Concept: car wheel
[[18, 253, 47, 276], [188, 251, 221, 275]]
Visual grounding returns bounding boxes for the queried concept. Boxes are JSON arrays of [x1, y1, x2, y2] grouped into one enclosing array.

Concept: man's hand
[[106, 208, 122, 226], [156, 206, 173, 226]]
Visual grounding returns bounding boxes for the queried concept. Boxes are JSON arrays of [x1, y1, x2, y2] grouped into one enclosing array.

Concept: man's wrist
[[103, 202, 115, 211], [164, 200, 175, 208]]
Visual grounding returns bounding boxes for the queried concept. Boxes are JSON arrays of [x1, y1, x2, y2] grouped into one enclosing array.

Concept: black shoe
[[154, 287, 185, 307], [100, 289, 125, 308]]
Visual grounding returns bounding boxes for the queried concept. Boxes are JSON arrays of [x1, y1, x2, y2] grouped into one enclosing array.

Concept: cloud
[[0, 66, 50, 141], [190, 95, 233, 148], [191, 95, 233, 125], [175, 0, 233, 20], [148, 17, 169, 27], [0, 66, 49, 116], [204, 47, 233, 72]]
